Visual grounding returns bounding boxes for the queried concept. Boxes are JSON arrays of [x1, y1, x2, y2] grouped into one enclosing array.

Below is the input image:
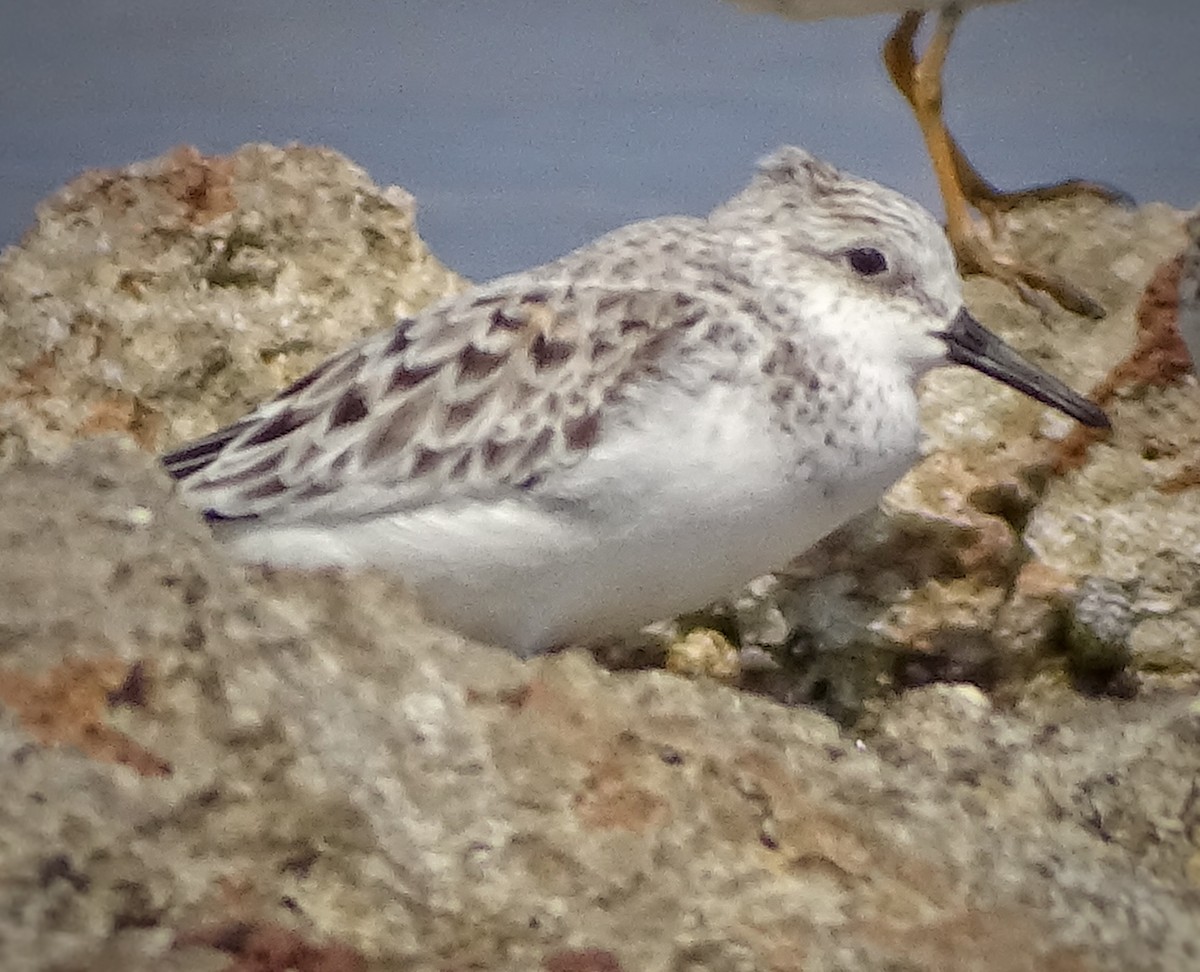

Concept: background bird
[[726, 0, 1126, 318]]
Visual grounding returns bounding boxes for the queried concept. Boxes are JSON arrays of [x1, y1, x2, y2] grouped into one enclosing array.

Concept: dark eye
[[846, 247, 888, 277]]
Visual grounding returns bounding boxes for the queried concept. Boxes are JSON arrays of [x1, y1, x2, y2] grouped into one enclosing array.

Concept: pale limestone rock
[[0, 143, 467, 464], [1, 439, 1198, 972]]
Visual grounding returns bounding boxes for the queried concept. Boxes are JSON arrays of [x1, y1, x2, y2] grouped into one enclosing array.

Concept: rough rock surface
[[1176, 208, 1200, 367], [3, 441, 1199, 972], [1, 146, 1199, 971], [0, 144, 467, 464]]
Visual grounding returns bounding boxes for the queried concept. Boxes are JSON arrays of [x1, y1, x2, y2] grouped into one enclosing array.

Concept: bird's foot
[[961, 177, 1133, 318], [883, 8, 1120, 319], [969, 178, 1133, 219], [950, 222, 1107, 320]]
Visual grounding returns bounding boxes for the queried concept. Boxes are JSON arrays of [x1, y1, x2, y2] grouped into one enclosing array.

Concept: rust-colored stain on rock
[[157, 144, 238, 224], [52, 143, 237, 230], [543, 947, 625, 972], [2, 349, 162, 452], [78, 391, 164, 451], [1158, 464, 1200, 494], [572, 754, 668, 833], [91, 143, 236, 226], [175, 921, 367, 972], [1054, 255, 1191, 474], [862, 905, 1095, 972], [0, 657, 171, 777]]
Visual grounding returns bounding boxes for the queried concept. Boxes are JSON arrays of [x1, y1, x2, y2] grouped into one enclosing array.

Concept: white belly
[[221, 380, 920, 655]]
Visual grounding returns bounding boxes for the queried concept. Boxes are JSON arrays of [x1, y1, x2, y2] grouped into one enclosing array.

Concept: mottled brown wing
[[163, 278, 710, 523]]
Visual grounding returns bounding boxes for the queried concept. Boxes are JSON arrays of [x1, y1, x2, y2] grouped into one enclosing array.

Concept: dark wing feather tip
[[161, 422, 252, 481], [201, 508, 258, 524]]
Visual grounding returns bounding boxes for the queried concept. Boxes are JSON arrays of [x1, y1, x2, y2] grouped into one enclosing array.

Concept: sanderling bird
[[163, 147, 1107, 657], [727, 1, 1126, 318]]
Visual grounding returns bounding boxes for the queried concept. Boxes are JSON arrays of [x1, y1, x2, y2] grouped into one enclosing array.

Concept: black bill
[[935, 308, 1110, 430]]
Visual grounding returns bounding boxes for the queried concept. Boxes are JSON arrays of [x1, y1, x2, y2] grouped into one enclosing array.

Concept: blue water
[[1, 0, 1195, 280]]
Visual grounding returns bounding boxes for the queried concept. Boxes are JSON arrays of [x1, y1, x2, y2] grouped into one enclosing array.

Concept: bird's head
[[711, 146, 1108, 429]]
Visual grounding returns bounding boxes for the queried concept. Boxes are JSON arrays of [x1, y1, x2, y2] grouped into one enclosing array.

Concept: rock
[[0, 143, 467, 465], [1065, 576, 1136, 680], [664, 628, 742, 682], [1, 438, 1198, 971], [1176, 208, 1200, 368], [1022, 210, 1200, 697]]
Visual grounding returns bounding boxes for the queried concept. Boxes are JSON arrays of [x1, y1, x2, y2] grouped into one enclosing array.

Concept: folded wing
[[163, 275, 711, 525]]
